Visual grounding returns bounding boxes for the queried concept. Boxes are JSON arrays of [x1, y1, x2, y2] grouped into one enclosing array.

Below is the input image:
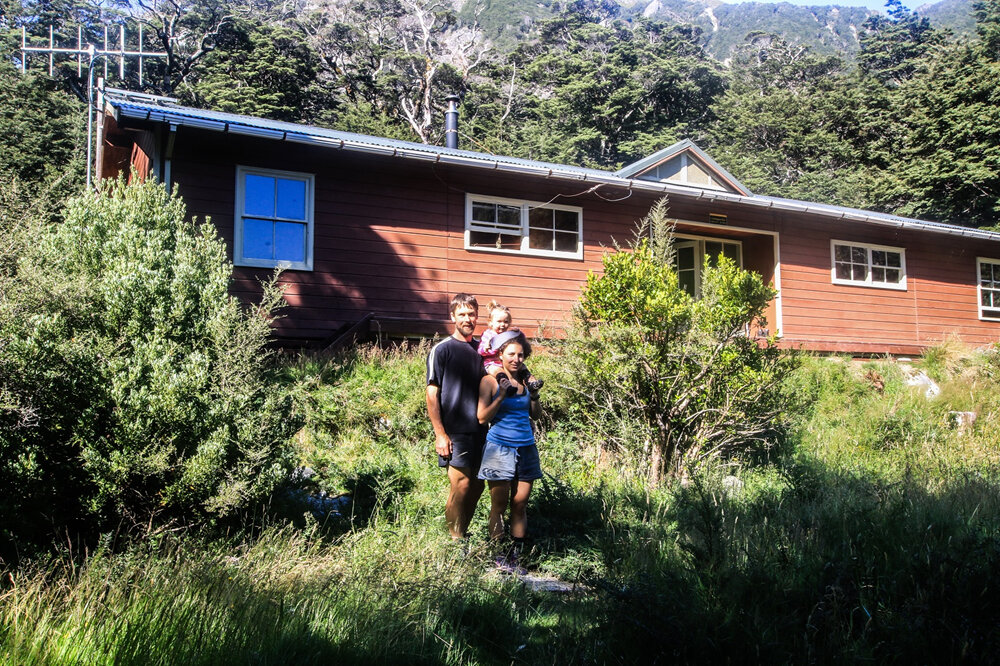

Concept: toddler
[[478, 301, 543, 396]]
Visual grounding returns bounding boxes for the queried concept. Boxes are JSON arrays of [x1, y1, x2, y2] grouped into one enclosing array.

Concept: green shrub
[[0, 179, 300, 555], [566, 198, 798, 484]]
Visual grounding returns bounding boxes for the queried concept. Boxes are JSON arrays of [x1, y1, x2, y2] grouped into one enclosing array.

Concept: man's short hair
[[450, 293, 479, 314]]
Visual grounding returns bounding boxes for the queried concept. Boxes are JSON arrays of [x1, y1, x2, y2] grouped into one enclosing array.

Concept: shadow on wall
[[170, 133, 450, 345]]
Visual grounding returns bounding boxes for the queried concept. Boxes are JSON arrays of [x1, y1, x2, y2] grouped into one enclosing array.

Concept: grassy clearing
[[3, 344, 1000, 663]]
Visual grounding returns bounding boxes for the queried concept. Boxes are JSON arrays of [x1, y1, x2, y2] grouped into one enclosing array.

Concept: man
[[426, 293, 487, 540]]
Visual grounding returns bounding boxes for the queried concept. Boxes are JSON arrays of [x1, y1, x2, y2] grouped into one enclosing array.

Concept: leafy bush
[[0, 179, 300, 555], [565, 198, 797, 483]]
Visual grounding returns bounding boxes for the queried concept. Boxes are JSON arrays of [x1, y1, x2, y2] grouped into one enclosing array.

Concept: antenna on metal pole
[[20, 24, 168, 190]]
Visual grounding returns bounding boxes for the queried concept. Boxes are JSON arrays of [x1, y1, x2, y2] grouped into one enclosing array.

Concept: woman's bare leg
[[487, 481, 511, 540], [508, 480, 533, 539]]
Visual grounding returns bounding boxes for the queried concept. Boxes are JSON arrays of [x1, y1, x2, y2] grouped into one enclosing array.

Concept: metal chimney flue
[[444, 95, 460, 150]]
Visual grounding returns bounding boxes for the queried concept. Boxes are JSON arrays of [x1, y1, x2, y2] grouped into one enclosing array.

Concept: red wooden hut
[[98, 87, 1000, 355]]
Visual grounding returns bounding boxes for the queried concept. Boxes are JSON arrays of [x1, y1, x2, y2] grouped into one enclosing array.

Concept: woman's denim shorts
[[478, 441, 542, 482]]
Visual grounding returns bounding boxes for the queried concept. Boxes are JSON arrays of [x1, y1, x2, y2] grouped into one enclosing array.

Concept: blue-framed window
[[235, 166, 314, 270]]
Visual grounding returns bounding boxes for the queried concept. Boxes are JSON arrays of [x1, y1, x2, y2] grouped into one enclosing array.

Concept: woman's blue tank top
[[487, 391, 534, 447]]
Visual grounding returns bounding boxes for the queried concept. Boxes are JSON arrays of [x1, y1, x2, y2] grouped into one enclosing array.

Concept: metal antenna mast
[[20, 25, 168, 189]]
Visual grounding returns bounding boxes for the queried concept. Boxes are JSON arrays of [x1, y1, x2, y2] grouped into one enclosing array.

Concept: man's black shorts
[[438, 430, 486, 470]]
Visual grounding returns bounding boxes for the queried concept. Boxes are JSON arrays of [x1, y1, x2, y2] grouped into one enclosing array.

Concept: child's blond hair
[[487, 300, 510, 319]]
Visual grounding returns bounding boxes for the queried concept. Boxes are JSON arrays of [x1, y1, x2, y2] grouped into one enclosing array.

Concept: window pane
[[705, 241, 722, 259], [886, 252, 901, 268], [472, 202, 496, 224], [678, 270, 696, 296], [853, 264, 869, 281], [528, 226, 553, 251], [528, 207, 553, 230], [872, 267, 886, 283], [835, 245, 851, 262], [884, 269, 900, 283], [498, 204, 521, 229], [243, 218, 274, 260], [723, 243, 740, 262], [470, 230, 520, 250], [244, 175, 275, 217], [553, 209, 579, 232], [872, 250, 886, 266], [276, 178, 306, 220], [851, 246, 867, 264], [472, 201, 521, 231], [983, 264, 1000, 287], [676, 246, 695, 271], [554, 231, 577, 253], [275, 222, 306, 263], [836, 262, 852, 280], [983, 291, 993, 307]]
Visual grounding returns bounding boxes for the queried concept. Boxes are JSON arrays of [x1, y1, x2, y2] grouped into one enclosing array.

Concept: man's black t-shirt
[[427, 336, 485, 435]]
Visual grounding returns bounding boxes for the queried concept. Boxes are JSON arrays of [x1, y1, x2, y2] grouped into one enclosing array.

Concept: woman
[[476, 328, 543, 573]]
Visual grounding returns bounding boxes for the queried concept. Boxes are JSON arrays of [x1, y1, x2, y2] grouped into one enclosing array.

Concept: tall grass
[[3, 344, 1000, 663]]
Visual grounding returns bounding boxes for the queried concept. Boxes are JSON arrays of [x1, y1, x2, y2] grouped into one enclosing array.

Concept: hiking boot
[[494, 553, 528, 576]]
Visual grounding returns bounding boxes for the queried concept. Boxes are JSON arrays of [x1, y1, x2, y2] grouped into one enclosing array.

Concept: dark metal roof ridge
[[102, 87, 1000, 244]]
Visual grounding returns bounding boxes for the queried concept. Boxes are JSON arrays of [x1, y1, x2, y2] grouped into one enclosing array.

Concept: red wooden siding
[[109, 120, 1000, 353], [167, 129, 659, 342], [774, 214, 1000, 353]]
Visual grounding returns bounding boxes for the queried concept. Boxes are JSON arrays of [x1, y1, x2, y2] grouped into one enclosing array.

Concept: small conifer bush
[[567, 198, 797, 484], [0, 179, 300, 555]]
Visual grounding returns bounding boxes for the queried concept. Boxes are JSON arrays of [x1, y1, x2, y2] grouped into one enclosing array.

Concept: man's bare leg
[[446, 465, 484, 539]]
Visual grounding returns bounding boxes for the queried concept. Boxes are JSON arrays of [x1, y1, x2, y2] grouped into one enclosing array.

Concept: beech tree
[[508, 7, 724, 167], [182, 18, 324, 123], [858, 0, 944, 88], [302, 0, 487, 143], [705, 34, 885, 209], [869, 0, 1000, 227]]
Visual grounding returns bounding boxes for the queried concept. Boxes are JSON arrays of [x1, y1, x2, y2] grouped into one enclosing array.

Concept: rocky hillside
[[467, 0, 976, 59]]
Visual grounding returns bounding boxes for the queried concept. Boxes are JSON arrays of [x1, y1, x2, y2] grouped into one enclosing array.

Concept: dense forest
[[3, 0, 1000, 228]]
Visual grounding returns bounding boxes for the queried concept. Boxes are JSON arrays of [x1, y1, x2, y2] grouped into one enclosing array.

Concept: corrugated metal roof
[[103, 87, 608, 179], [102, 87, 1000, 244]]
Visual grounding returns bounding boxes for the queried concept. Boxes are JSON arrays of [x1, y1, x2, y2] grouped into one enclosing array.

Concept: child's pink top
[[478, 329, 502, 368]]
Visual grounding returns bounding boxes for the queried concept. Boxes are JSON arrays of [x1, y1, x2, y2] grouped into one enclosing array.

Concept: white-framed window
[[673, 237, 742, 298], [830, 240, 906, 290], [977, 257, 1000, 321], [465, 194, 583, 259], [234, 166, 314, 270]]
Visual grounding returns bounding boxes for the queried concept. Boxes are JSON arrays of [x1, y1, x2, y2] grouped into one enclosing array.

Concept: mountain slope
[[468, 0, 976, 59]]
